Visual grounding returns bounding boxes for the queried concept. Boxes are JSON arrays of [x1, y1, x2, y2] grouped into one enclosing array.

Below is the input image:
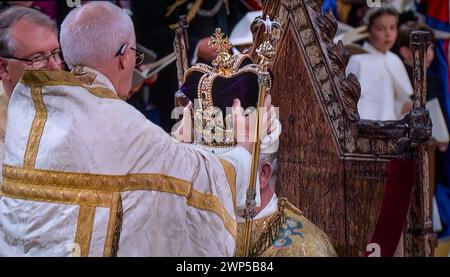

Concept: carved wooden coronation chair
[[246, 0, 435, 256]]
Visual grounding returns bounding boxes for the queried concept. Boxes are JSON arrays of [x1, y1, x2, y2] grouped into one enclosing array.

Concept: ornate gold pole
[[242, 82, 267, 256], [242, 16, 280, 257]]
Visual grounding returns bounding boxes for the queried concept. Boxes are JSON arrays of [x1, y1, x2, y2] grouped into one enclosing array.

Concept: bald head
[[60, 1, 135, 69]]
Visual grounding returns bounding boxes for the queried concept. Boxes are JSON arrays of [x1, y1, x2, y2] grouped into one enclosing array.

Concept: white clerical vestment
[[0, 83, 7, 182], [0, 67, 252, 257], [346, 42, 413, 121]]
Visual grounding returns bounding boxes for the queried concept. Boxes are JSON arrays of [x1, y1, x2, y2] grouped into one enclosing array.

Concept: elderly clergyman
[[0, 2, 270, 256]]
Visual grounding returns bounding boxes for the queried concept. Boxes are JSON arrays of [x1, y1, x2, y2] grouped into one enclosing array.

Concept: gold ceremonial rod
[[242, 83, 267, 257], [242, 15, 280, 257]]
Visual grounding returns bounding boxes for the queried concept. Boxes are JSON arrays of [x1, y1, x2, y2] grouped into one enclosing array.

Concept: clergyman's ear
[[118, 46, 132, 71], [259, 162, 272, 190]]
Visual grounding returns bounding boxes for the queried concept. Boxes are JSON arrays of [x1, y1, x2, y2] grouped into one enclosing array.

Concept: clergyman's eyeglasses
[[115, 44, 144, 66], [3, 50, 64, 69]]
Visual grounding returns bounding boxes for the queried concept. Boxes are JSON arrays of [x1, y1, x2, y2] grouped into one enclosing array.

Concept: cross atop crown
[[208, 28, 234, 75], [208, 28, 232, 53]]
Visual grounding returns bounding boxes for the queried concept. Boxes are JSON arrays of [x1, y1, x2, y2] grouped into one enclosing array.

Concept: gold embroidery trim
[[104, 192, 122, 257], [2, 165, 191, 193], [250, 203, 286, 256], [19, 70, 118, 100], [82, 87, 118, 99], [75, 205, 96, 257], [2, 165, 237, 238], [219, 159, 236, 214], [188, 189, 236, 237], [240, 219, 252, 257], [235, 200, 287, 257], [23, 86, 47, 169], [1, 181, 114, 207], [20, 70, 79, 85]]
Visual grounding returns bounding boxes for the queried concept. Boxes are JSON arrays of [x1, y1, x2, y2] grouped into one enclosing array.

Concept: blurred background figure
[[0, 1, 35, 9], [322, 0, 369, 27], [335, 0, 450, 256], [346, 4, 413, 121], [0, 1, 58, 19]]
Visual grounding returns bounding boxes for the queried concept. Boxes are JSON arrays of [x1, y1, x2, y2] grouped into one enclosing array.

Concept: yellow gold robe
[[236, 198, 337, 257]]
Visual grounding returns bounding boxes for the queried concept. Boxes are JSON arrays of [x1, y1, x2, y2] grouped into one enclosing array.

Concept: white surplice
[[0, 66, 252, 257], [346, 42, 413, 121]]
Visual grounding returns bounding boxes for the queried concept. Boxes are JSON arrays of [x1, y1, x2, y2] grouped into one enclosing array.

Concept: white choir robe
[[346, 42, 413, 121], [0, 66, 253, 257]]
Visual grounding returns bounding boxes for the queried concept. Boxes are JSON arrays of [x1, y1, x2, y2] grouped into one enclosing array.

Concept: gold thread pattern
[[19, 70, 118, 100], [75, 205, 96, 257], [23, 86, 47, 169], [2, 165, 236, 239], [104, 192, 122, 257], [219, 158, 236, 213], [3, 165, 191, 193], [188, 189, 236, 237], [0, 181, 113, 207], [236, 199, 337, 257], [236, 199, 286, 256]]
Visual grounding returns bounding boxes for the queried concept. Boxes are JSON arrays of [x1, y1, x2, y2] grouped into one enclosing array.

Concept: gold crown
[[181, 25, 278, 147], [209, 28, 234, 75]]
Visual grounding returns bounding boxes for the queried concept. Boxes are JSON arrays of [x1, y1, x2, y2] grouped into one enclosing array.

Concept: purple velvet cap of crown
[[180, 69, 259, 115], [180, 57, 273, 115]]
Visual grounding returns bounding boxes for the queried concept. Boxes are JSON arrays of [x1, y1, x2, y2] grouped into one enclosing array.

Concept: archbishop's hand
[[172, 101, 193, 143], [233, 94, 276, 154]]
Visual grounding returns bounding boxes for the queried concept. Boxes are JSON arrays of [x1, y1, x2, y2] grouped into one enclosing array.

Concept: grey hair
[[60, 1, 135, 69], [259, 152, 278, 190], [0, 6, 57, 56]]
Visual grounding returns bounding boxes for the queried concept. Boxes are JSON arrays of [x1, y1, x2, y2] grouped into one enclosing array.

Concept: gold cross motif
[[208, 28, 232, 53]]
